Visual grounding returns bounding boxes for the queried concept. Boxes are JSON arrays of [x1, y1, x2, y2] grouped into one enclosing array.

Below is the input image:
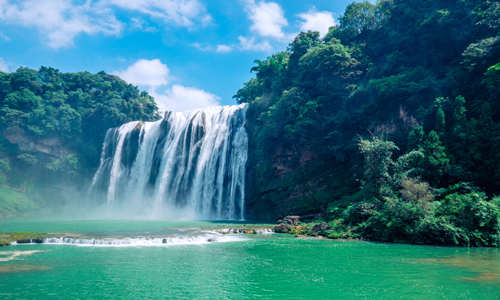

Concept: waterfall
[[89, 104, 248, 220]]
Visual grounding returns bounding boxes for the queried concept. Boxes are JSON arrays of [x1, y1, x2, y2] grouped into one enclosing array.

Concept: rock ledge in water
[[0, 232, 52, 247]]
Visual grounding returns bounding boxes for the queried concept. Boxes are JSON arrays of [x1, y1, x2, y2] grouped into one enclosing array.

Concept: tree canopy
[[0, 67, 158, 192]]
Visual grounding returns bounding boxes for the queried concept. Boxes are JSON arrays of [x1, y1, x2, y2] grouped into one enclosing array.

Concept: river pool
[[0, 220, 498, 299]]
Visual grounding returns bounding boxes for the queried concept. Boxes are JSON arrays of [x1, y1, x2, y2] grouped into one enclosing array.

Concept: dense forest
[[0, 0, 499, 246], [0, 68, 158, 213], [239, 0, 500, 246]]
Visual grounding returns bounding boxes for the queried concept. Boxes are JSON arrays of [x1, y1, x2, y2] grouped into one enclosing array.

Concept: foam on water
[[41, 232, 246, 247]]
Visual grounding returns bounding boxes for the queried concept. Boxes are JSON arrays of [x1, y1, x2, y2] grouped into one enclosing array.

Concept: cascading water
[[89, 104, 248, 220]]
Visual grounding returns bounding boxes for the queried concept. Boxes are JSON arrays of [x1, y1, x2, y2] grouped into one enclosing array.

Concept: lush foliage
[[341, 137, 499, 246], [0, 67, 158, 207], [239, 0, 500, 246]]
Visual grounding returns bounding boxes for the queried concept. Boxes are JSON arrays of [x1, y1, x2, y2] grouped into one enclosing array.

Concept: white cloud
[[238, 36, 272, 52], [113, 59, 169, 87], [130, 17, 157, 32], [152, 85, 220, 112], [200, 14, 213, 26], [0, 0, 212, 48], [114, 59, 220, 112], [216, 44, 232, 53], [0, 0, 122, 48], [108, 0, 212, 27], [245, 0, 287, 39], [191, 43, 233, 54], [191, 42, 211, 52], [298, 10, 336, 38], [0, 58, 9, 72]]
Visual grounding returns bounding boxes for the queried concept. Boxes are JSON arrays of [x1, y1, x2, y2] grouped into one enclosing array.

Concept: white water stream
[[90, 104, 248, 220]]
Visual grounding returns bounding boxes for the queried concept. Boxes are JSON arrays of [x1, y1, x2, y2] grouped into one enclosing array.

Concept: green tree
[[438, 190, 500, 246], [298, 41, 360, 97], [421, 130, 449, 184], [337, 1, 377, 41], [358, 137, 399, 200], [288, 31, 320, 75]]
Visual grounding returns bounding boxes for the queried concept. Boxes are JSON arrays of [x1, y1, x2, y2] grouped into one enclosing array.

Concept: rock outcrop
[[3, 126, 71, 158]]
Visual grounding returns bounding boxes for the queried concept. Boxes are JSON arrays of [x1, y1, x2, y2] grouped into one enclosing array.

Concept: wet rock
[[311, 223, 331, 234], [282, 216, 300, 226], [162, 239, 167, 244], [207, 238, 215, 242], [31, 239, 43, 244], [16, 239, 31, 244], [274, 223, 291, 233]]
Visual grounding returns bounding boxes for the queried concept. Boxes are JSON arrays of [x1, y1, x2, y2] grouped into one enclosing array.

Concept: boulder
[[283, 216, 300, 226], [274, 223, 291, 233], [311, 223, 332, 234]]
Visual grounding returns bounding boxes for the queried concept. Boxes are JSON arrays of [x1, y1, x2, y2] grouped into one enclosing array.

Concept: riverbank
[[273, 216, 360, 240], [273, 215, 500, 247]]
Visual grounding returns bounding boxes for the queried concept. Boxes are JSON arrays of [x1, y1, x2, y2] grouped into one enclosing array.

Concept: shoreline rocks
[[216, 226, 274, 235], [274, 223, 291, 233], [273, 215, 354, 240], [311, 223, 332, 234]]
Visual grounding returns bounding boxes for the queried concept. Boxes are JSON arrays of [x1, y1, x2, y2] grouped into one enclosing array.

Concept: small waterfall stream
[[89, 104, 248, 220]]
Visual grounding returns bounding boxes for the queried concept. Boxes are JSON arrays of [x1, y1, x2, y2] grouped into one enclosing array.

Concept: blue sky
[[0, 0, 355, 111]]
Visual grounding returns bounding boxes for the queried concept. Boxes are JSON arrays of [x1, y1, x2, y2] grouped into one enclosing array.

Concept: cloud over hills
[[114, 58, 220, 112]]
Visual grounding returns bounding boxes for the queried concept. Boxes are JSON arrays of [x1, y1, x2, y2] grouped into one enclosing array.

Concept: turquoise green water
[[0, 220, 499, 299]]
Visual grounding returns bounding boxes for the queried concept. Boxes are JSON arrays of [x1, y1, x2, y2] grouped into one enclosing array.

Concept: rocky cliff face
[[0, 125, 83, 207], [243, 113, 348, 220], [3, 126, 71, 158]]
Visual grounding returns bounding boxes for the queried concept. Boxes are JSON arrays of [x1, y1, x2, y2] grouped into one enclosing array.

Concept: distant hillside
[[0, 67, 158, 211]]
